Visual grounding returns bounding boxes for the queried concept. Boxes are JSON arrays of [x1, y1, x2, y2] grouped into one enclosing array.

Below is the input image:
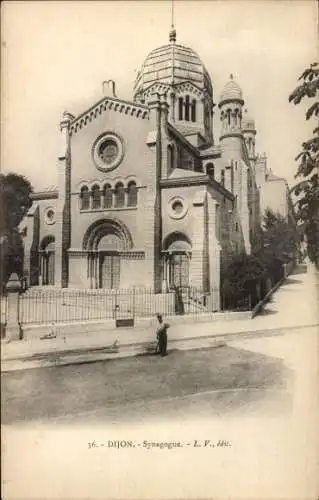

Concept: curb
[[2, 323, 318, 373]]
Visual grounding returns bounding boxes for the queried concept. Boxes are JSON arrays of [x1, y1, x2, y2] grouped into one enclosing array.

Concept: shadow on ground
[[1, 344, 293, 425], [280, 277, 303, 286], [257, 308, 278, 316]]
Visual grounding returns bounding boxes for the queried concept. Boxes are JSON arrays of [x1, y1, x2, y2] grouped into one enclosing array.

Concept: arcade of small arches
[[80, 180, 138, 211], [221, 108, 242, 130], [177, 94, 197, 122]]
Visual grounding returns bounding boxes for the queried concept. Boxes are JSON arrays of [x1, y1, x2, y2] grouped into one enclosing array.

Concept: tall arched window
[[103, 183, 113, 209], [206, 162, 215, 178], [178, 97, 183, 120], [226, 109, 231, 126], [185, 95, 190, 121], [80, 186, 90, 210], [167, 144, 175, 172], [234, 108, 239, 126], [114, 182, 125, 208], [91, 184, 101, 209], [127, 181, 138, 207], [221, 169, 225, 186], [191, 99, 196, 122]]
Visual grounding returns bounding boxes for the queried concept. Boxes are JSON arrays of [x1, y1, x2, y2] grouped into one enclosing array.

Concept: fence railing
[[15, 286, 252, 326]]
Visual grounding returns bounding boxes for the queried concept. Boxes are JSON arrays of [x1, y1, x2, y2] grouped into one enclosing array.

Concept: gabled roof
[[167, 122, 200, 157], [69, 96, 149, 135]]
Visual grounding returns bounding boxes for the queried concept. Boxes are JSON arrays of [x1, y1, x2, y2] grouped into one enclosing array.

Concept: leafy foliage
[[261, 209, 298, 262], [222, 253, 268, 308], [0, 173, 33, 233], [289, 62, 319, 267], [0, 173, 33, 287]]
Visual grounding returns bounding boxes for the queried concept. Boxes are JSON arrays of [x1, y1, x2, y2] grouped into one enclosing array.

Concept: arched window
[[234, 108, 239, 126], [191, 99, 196, 122], [178, 97, 183, 120], [80, 186, 90, 210], [91, 184, 101, 209], [185, 95, 190, 121], [127, 181, 138, 207], [206, 162, 215, 178], [226, 109, 231, 126], [167, 144, 175, 172], [221, 169, 225, 186], [114, 182, 125, 208], [103, 183, 113, 209]]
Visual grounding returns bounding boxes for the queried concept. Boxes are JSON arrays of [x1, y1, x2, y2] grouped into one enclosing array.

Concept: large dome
[[133, 36, 213, 99]]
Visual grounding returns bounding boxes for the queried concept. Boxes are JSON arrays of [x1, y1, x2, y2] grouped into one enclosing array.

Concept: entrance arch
[[40, 236, 55, 285], [162, 232, 191, 289], [83, 218, 133, 289]]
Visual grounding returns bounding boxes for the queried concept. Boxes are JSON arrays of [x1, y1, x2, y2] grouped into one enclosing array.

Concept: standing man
[[155, 313, 170, 357]]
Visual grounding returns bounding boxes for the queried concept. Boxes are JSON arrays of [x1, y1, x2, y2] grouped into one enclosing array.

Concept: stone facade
[[20, 30, 290, 308]]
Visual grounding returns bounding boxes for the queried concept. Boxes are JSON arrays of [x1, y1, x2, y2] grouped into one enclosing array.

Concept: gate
[[170, 253, 189, 288]]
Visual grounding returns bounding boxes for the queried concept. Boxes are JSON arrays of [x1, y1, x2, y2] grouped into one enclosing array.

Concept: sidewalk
[[2, 265, 318, 371]]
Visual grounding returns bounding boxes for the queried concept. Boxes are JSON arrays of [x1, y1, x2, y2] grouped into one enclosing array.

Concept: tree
[[0, 173, 33, 288], [222, 253, 268, 309], [262, 209, 299, 263], [289, 62, 319, 267]]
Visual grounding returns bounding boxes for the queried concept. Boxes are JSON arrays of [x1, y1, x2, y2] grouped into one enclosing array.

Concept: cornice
[[160, 174, 234, 200], [70, 97, 149, 135], [218, 97, 244, 108], [31, 191, 58, 200], [219, 132, 244, 141]]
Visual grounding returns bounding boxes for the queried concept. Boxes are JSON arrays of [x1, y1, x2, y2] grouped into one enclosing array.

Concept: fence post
[[133, 287, 135, 320], [4, 273, 23, 341]]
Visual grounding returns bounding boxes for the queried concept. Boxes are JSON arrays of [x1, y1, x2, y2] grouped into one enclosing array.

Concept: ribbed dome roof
[[220, 75, 243, 102], [133, 37, 212, 98], [242, 109, 255, 131]]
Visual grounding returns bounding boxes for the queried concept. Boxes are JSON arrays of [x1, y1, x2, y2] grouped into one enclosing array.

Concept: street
[[2, 325, 318, 500], [2, 327, 295, 426]]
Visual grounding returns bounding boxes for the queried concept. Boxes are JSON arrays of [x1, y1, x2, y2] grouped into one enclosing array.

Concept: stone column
[[161, 253, 168, 293], [56, 110, 74, 288], [5, 273, 23, 341], [143, 94, 161, 291]]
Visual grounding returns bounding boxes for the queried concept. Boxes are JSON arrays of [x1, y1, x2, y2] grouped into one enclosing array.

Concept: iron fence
[[16, 285, 251, 326]]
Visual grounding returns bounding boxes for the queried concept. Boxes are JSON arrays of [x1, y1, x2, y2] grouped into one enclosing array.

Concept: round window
[[171, 200, 184, 215], [92, 133, 124, 172], [168, 197, 188, 220], [45, 207, 56, 225], [98, 139, 119, 165], [47, 209, 54, 221]]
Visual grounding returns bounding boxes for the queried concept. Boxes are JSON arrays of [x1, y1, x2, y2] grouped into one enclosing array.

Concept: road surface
[[3, 326, 311, 426]]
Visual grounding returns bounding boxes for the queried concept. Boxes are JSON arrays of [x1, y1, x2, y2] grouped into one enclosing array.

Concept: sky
[[1, 0, 318, 191]]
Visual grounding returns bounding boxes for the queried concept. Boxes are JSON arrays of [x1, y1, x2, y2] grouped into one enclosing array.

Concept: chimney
[[102, 80, 117, 97]]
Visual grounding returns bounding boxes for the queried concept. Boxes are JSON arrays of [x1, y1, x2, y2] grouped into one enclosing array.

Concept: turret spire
[[169, 0, 176, 42]]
